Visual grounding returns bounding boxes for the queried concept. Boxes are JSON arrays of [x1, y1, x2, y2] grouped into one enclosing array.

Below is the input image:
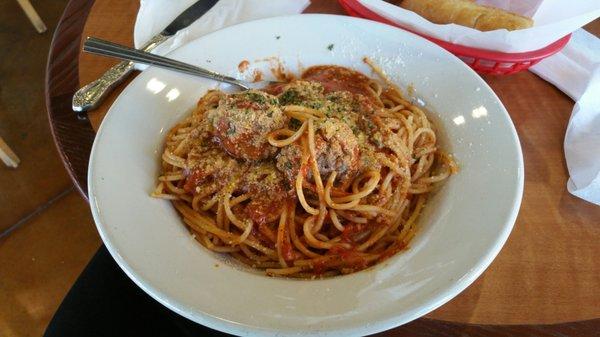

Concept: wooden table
[[46, 0, 600, 335]]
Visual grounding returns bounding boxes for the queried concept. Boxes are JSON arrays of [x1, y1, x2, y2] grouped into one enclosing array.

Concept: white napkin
[[133, 0, 310, 54], [357, 0, 600, 53], [531, 30, 600, 205]]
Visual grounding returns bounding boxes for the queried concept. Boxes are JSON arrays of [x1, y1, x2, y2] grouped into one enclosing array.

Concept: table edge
[[45, 0, 95, 200]]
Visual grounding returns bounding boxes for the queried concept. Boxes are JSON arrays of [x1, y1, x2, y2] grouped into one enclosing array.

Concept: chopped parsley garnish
[[327, 43, 334, 51], [289, 118, 302, 130], [246, 92, 266, 104], [280, 89, 299, 105], [364, 118, 376, 132], [282, 177, 292, 190], [306, 101, 324, 109]]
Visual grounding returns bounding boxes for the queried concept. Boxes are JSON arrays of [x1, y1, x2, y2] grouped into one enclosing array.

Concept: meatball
[[208, 90, 288, 161], [183, 147, 244, 194], [239, 162, 292, 224], [277, 118, 360, 186], [276, 142, 303, 185], [314, 118, 360, 183], [240, 162, 291, 196]]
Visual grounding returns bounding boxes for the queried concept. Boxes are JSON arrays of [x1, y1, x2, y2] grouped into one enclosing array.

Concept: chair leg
[[0, 136, 20, 168], [15, 0, 47, 33]]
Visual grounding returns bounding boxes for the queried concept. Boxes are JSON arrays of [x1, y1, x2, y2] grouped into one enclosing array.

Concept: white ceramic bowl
[[88, 14, 523, 336]]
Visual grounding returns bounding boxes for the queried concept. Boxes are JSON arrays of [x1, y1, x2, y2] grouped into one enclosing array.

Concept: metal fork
[[82, 37, 283, 92]]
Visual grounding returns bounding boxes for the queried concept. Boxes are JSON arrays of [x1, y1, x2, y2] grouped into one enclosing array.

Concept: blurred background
[[0, 1, 100, 336]]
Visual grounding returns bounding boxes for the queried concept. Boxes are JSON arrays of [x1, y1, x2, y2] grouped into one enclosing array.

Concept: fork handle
[[72, 34, 169, 113], [82, 37, 249, 93], [72, 60, 134, 113]]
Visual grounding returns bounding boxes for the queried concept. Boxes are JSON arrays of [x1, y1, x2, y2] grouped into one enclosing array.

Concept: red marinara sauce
[[263, 65, 378, 105], [301, 65, 378, 103]]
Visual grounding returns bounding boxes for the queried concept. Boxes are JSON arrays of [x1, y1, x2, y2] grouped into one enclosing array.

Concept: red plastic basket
[[338, 0, 571, 75]]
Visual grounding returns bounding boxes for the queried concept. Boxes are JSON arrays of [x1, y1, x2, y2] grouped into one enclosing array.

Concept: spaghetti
[[152, 58, 456, 278]]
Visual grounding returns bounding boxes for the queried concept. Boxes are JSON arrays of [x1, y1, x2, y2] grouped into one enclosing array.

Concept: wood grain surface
[[47, 0, 600, 333], [46, 0, 96, 197]]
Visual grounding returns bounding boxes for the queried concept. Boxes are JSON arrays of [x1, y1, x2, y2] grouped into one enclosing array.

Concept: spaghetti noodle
[[152, 58, 456, 278]]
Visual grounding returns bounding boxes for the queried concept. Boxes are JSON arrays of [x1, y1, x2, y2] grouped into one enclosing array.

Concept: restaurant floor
[[0, 1, 101, 337]]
